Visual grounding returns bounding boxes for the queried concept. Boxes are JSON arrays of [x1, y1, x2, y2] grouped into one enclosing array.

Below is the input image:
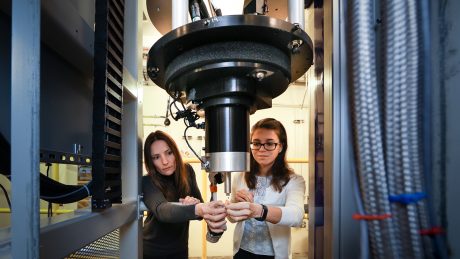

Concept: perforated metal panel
[[66, 229, 120, 259]]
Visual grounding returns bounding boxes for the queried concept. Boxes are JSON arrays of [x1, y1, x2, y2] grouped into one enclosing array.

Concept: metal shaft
[[224, 172, 232, 197], [288, 0, 305, 29], [172, 0, 188, 29]]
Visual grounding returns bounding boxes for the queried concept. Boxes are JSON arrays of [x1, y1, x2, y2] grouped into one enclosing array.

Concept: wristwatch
[[255, 204, 268, 221], [206, 229, 223, 243]]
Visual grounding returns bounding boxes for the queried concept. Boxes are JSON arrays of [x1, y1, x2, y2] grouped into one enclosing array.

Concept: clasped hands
[[180, 189, 262, 234]]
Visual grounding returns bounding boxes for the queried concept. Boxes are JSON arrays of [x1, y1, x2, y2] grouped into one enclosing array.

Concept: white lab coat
[[230, 172, 306, 259]]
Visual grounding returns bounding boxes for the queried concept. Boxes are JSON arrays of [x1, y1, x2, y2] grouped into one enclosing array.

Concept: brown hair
[[245, 118, 293, 192], [144, 130, 190, 199]]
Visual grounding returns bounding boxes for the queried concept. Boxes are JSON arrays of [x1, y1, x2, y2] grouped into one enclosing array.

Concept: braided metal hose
[[381, 0, 405, 257], [382, 0, 419, 257], [348, 0, 436, 257], [347, 0, 398, 257], [382, 0, 433, 257]]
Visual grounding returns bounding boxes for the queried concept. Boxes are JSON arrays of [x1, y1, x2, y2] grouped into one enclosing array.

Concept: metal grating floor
[[66, 229, 120, 259]]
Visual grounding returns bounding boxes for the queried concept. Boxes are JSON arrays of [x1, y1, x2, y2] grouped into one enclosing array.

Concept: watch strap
[[255, 204, 268, 221]]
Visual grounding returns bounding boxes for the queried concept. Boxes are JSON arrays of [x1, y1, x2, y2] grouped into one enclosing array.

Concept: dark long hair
[[144, 130, 190, 199], [245, 118, 293, 192]]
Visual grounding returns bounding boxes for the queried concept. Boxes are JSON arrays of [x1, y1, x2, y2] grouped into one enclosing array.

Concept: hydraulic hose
[[346, 0, 398, 257], [39, 173, 93, 204], [382, 0, 432, 257], [382, 1, 420, 257]]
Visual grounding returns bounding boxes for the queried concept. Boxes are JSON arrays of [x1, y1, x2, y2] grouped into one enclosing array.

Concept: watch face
[[209, 231, 223, 237]]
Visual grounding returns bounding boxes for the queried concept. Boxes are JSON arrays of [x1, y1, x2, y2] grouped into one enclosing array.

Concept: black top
[[142, 164, 203, 257]]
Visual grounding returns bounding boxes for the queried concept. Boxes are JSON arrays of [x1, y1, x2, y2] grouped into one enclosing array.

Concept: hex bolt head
[[255, 71, 265, 80]]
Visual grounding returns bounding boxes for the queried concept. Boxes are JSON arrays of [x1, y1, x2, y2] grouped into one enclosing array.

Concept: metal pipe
[[172, 0, 188, 29], [288, 0, 304, 29]]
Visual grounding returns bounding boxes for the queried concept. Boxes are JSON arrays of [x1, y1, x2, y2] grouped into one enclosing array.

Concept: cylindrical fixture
[[205, 105, 250, 172], [211, 192, 218, 201], [172, 0, 188, 29], [288, 0, 304, 29], [223, 172, 232, 197]]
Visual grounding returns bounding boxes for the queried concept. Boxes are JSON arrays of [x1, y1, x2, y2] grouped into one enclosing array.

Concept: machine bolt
[[255, 71, 265, 80], [292, 23, 301, 32], [148, 66, 160, 78], [288, 39, 303, 54]]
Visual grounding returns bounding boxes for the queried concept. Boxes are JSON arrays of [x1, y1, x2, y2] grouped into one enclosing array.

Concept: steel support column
[[11, 0, 40, 258]]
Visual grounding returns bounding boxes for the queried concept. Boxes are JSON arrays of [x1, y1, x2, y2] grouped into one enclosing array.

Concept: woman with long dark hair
[[142, 130, 226, 259], [226, 118, 306, 259]]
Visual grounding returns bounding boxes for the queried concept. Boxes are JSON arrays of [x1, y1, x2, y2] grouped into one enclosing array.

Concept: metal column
[[119, 1, 144, 257], [172, 0, 188, 29], [11, 0, 40, 258], [288, 0, 305, 29]]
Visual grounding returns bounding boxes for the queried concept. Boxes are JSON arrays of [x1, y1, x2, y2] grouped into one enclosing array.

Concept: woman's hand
[[225, 201, 263, 222], [235, 190, 254, 203], [195, 201, 228, 233], [179, 196, 200, 205]]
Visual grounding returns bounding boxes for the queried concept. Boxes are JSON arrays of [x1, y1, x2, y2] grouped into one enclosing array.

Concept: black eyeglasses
[[250, 142, 279, 151]]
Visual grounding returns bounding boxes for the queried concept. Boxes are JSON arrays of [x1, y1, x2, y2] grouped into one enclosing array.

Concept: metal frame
[[330, 0, 360, 257], [323, 0, 334, 256], [308, 0, 360, 258], [10, 0, 41, 258], [308, 1, 326, 257], [119, 0, 144, 256], [4, 0, 143, 258], [39, 202, 136, 259]]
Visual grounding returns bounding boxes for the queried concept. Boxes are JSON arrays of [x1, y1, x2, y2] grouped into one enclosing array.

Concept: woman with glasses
[[225, 118, 306, 259], [142, 130, 227, 259]]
